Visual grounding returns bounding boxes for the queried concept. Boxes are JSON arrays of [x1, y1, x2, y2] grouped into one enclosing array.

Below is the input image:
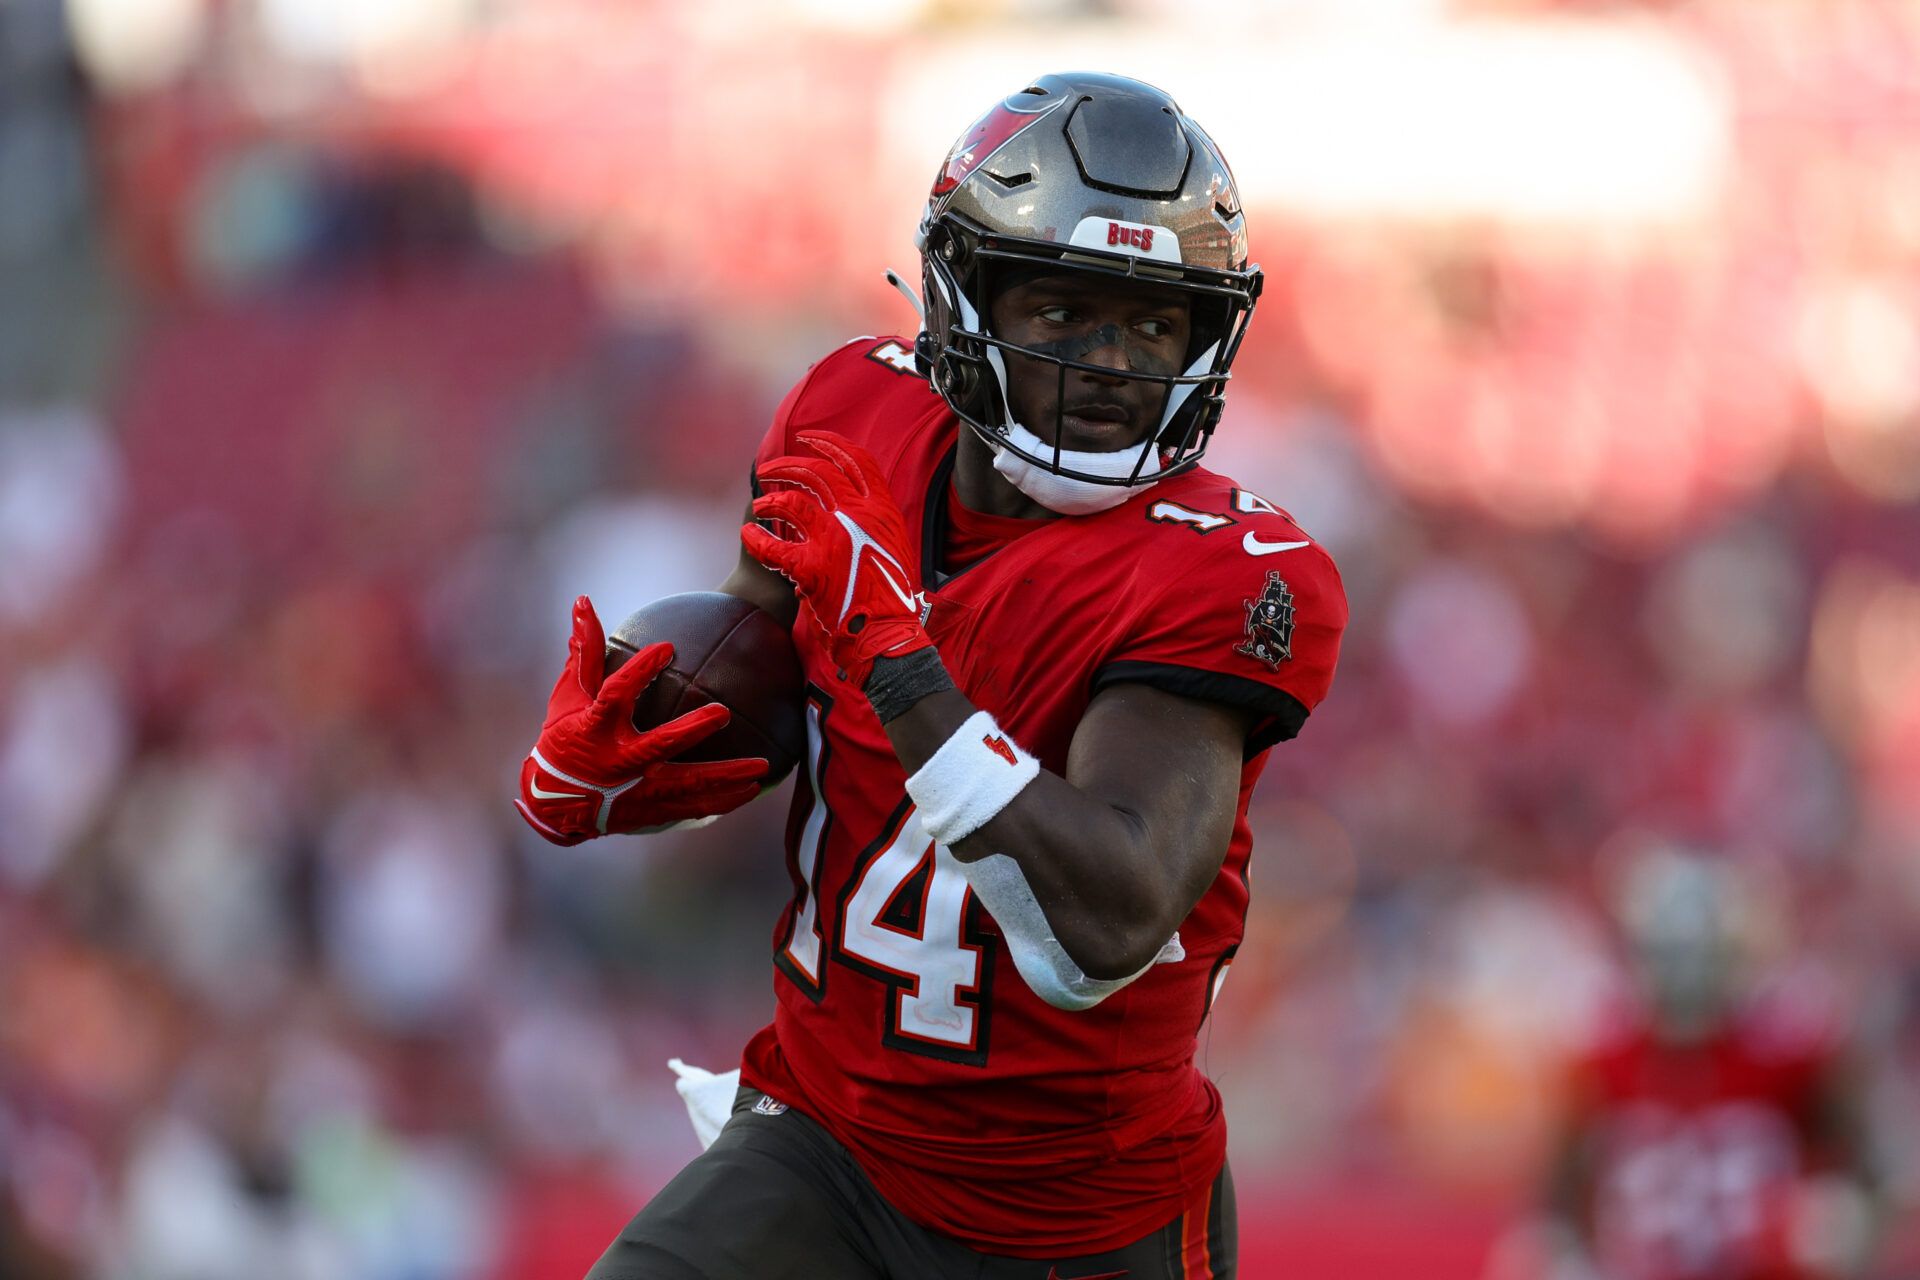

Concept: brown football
[[603, 592, 806, 783]]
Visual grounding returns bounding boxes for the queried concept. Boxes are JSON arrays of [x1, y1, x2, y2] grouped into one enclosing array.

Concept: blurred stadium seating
[[2, 0, 1918, 1276]]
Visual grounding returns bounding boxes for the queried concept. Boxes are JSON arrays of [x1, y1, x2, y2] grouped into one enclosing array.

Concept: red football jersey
[[1567, 986, 1850, 1280], [737, 336, 1347, 1256]]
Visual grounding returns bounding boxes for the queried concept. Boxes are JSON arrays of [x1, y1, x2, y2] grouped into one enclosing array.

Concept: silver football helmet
[[1617, 847, 1761, 1041], [915, 72, 1263, 488]]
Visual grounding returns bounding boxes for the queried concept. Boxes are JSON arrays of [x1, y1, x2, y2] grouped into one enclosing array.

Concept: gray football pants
[[586, 1088, 1236, 1280]]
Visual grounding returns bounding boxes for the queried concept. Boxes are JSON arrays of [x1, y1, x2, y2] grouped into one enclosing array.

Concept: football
[[604, 592, 806, 783]]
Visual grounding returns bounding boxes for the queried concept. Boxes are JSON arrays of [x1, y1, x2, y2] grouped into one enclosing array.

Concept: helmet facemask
[[919, 216, 1259, 494], [912, 73, 1263, 512]]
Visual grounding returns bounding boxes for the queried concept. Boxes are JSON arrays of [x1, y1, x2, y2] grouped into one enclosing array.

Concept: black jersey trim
[[920, 443, 959, 588], [922, 441, 1064, 588], [1200, 943, 1237, 1035], [1090, 660, 1309, 755]]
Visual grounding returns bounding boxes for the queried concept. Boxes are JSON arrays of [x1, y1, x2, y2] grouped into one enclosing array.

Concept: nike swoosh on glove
[[742, 430, 935, 689], [516, 596, 769, 846]]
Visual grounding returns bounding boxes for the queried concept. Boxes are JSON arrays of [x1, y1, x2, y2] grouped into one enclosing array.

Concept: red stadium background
[[2, 0, 1918, 1276]]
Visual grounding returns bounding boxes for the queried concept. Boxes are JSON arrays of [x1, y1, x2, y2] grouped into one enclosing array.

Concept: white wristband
[[905, 710, 1039, 845]]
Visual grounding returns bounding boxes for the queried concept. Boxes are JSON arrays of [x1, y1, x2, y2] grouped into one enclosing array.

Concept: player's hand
[[743, 430, 935, 688], [515, 596, 769, 846]]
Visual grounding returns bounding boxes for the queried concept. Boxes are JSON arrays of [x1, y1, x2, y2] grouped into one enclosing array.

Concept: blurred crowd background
[[3, 0, 1919, 1276]]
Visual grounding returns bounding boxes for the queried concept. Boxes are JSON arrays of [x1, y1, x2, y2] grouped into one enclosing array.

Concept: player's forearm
[[881, 688, 1176, 980]]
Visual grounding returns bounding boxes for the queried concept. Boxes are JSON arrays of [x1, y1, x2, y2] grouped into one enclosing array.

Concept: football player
[[1529, 850, 1885, 1280], [517, 72, 1347, 1279]]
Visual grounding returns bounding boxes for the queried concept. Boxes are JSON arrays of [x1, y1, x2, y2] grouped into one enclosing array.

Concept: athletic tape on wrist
[[904, 710, 1039, 845], [865, 647, 955, 723]]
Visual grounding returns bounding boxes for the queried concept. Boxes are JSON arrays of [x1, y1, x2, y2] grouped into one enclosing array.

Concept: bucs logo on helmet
[[1236, 571, 1295, 669], [929, 93, 1065, 198]]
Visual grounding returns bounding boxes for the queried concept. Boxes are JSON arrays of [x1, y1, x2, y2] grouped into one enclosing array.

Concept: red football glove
[[742, 430, 935, 688], [515, 597, 768, 846]]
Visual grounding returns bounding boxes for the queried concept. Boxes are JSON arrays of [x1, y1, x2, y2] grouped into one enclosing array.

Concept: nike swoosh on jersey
[[528, 780, 586, 801], [1242, 532, 1310, 556]]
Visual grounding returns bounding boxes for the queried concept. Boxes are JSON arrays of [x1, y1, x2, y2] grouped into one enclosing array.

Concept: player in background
[[1510, 848, 1887, 1280], [515, 72, 1347, 1278]]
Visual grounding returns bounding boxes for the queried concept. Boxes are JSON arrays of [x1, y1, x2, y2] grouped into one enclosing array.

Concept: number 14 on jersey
[[778, 698, 993, 1065]]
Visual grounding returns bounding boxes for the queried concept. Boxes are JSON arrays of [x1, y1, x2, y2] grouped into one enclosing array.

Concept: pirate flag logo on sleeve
[[1237, 570, 1296, 669]]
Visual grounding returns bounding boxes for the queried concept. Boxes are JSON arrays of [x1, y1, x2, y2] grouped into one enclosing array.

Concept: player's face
[[1637, 930, 1742, 1041], [988, 273, 1193, 453]]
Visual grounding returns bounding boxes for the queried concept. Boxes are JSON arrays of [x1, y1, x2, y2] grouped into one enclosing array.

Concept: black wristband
[[865, 647, 955, 723]]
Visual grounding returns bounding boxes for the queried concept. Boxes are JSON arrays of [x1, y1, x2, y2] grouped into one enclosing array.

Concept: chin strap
[[990, 420, 1162, 516]]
